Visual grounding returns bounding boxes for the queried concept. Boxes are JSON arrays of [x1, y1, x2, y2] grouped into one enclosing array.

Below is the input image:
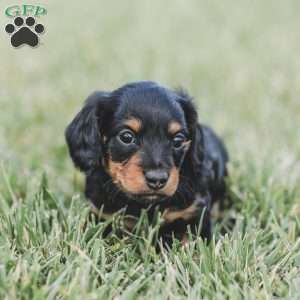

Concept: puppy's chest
[[93, 193, 208, 231]]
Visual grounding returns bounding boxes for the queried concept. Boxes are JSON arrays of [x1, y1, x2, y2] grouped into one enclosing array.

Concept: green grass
[[1, 0, 300, 299]]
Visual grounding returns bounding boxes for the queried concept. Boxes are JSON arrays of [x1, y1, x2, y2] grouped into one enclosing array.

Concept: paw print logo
[[5, 16, 44, 48]]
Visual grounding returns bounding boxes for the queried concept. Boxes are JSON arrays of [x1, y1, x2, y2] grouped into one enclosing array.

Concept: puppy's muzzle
[[144, 169, 169, 190]]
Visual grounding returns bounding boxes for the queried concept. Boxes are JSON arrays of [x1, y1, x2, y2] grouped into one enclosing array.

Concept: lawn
[[0, 0, 300, 299]]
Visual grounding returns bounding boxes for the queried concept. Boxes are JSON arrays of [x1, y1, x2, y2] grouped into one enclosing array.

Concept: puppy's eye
[[173, 133, 186, 149], [118, 130, 136, 145]]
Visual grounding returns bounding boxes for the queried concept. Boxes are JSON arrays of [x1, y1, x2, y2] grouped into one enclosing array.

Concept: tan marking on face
[[107, 153, 149, 194], [107, 151, 179, 196], [124, 118, 142, 133], [168, 121, 182, 135], [162, 201, 199, 223], [161, 166, 179, 196]]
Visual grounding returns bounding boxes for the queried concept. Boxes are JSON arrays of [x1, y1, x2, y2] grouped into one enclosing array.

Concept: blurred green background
[[1, 0, 300, 194]]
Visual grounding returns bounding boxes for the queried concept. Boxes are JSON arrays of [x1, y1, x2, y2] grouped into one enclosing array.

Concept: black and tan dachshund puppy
[[65, 81, 229, 244]]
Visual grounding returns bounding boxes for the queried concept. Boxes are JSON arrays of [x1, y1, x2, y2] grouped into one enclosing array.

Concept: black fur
[[65, 81, 229, 243]]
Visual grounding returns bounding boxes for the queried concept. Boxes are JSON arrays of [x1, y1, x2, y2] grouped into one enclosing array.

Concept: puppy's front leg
[[162, 192, 212, 242]]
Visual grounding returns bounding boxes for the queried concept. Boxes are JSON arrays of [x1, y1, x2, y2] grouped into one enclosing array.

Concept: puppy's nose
[[145, 170, 169, 190]]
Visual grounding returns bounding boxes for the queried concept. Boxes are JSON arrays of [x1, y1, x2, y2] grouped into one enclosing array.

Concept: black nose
[[145, 169, 169, 190]]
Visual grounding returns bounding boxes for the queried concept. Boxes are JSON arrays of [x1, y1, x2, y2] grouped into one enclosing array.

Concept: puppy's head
[[66, 81, 202, 202]]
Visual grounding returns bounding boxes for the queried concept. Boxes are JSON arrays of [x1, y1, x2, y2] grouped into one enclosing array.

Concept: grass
[[0, 0, 300, 299]]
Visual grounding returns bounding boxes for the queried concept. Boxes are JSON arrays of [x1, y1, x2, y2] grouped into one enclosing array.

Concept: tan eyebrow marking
[[124, 118, 142, 133], [168, 121, 182, 135]]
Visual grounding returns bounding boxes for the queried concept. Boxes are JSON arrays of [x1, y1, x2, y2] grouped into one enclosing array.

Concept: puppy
[[65, 81, 229, 243]]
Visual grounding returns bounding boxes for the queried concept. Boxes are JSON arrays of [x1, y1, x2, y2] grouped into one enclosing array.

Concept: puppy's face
[[66, 81, 199, 202], [105, 99, 191, 201]]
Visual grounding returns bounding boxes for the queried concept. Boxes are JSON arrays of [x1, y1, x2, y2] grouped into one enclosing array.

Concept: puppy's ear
[[175, 89, 205, 177], [65, 91, 114, 174]]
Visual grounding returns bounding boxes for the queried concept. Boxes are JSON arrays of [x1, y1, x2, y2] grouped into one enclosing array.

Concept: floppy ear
[[175, 89, 205, 178], [65, 91, 113, 174]]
